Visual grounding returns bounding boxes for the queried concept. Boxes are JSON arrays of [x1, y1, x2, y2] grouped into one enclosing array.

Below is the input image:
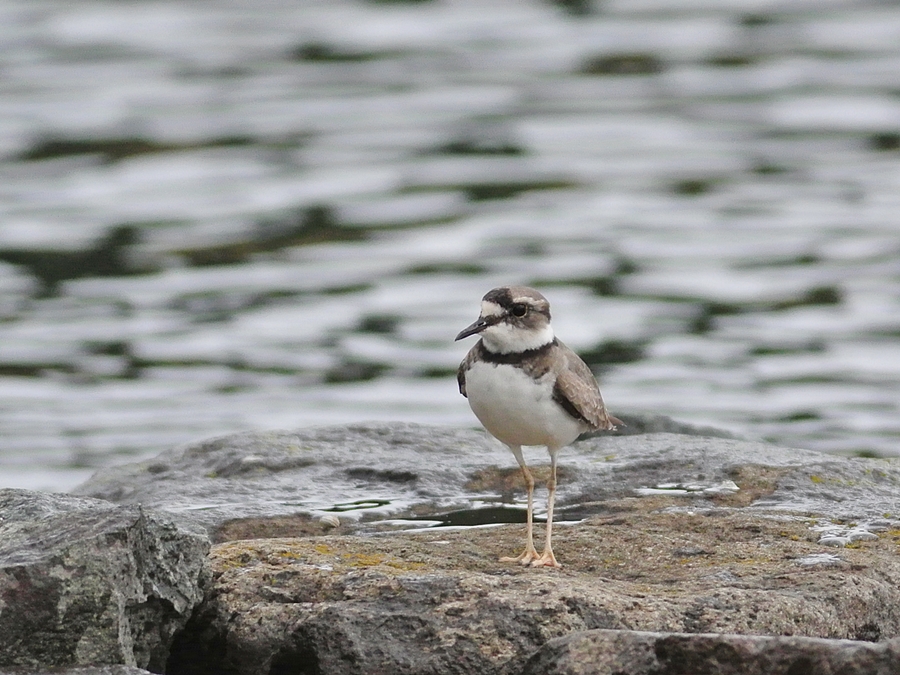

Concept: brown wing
[[552, 341, 620, 431], [457, 345, 479, 398], [457, 362, 467, 397]]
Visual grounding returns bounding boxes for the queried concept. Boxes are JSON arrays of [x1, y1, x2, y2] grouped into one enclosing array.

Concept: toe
[[530, 552, 561, 568], [500, 547, 539, 565]]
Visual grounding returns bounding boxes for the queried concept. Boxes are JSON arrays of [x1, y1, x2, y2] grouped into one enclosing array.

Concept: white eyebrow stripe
[[480, 301, 503, 317]]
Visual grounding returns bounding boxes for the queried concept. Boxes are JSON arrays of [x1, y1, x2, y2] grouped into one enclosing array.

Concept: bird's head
[[455, 286, 554, 354]]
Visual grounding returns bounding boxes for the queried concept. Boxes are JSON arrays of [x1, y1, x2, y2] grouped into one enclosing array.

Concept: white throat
[[481, 322, 555, 354]]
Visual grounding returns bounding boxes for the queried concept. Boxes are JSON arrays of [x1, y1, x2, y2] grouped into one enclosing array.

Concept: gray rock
[[0, 668, 152, 675], [164, 506, 900, 675], [0, 490, 209, 671], [72, 420, 900, 539], [69, 421, 900, 675], [521, 629, 900, 675], [74, 422, 498, 535]]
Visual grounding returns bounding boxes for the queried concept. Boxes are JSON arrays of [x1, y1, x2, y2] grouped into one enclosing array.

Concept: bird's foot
[[530, 549, 561, 568], [500, 546, 540, 566]]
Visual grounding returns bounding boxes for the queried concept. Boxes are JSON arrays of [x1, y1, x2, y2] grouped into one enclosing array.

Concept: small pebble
[[796, 553, 843, 566], [847, 530, 878, 542], [703, 480, 739, 495], [319, 514, 341, 529]]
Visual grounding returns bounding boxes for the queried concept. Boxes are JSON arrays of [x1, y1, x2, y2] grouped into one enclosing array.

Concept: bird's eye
[[511, 303, 528, 317]]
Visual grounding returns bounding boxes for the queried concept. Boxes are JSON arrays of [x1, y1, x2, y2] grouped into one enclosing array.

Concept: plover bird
[[456, 286, 621, 568]]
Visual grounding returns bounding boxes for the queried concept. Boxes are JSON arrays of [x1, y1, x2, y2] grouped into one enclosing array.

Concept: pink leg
[[531, 447, 561, 568], [500, 445, 539, 565]]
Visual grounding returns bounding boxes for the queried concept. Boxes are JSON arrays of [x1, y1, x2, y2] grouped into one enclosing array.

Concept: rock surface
[[72, 420, 900, 540], [0, 668, 152, 675], [165, 499, 900, 674], [522, 629, 900, 675], [0, 490, 209, 671], [47, 422, 900, 673]]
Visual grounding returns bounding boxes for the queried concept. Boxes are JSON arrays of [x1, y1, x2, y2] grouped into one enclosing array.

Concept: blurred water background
[[1, 0, 899, 492]]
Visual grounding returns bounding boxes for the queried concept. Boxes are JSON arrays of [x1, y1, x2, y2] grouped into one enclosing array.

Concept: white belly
[[464, 361, 587, 449]]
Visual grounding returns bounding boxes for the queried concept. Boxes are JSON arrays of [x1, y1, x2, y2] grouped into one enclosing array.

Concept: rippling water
[[1, 0, 899, 491]]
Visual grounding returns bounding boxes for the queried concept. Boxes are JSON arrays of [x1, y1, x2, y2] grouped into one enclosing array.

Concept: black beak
[[455, 318, 489, 341]]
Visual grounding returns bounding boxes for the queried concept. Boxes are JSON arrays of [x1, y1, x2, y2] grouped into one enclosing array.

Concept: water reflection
[[1, 0, 899, 491]]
